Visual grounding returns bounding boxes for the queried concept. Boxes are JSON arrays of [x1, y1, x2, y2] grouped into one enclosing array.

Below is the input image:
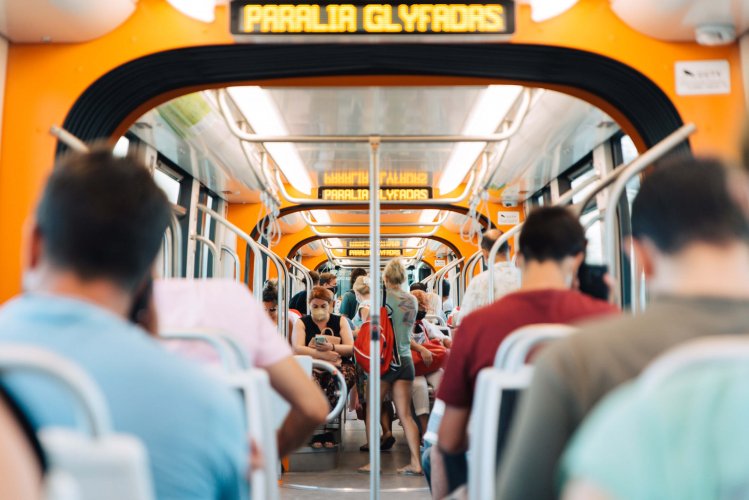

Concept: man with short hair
[[434, 207, 617, 495], [289, 270, 319, 315], [497, 157, 749, 500], [319, 272, 337, 295], [340, 267, 367, 320], [0, 148, 249, 499], [455, 229, 521, 325]]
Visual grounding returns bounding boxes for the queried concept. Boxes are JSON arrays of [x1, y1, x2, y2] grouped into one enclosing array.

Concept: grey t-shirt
[[386, 287, 417, 359], [496, 295, 749, 500]]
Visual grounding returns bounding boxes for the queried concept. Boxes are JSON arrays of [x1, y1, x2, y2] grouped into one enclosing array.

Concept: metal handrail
[[301, 210, 449, 227], [286, 258, 313, 298], [192, 235, 219, 279], [196, 204, 290, 340], [0, 345, 113, 438], [435, 258, 464, 296], [604, 123, 697, 306], [169, 211, 183, 278], [221, 245, 241, 282], [311, 360, 349, 422], [162, 227, 173, 279], [486, 172, 602, 301]]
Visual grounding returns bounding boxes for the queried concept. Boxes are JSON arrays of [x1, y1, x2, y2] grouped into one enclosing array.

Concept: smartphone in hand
[[578, 263, 610, 301]]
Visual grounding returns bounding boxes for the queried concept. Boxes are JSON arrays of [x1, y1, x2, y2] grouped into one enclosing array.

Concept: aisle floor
[[280, 416, 431, 499]]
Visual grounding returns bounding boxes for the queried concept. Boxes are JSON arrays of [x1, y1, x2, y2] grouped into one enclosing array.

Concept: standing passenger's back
[[0, 148, 248, 500]]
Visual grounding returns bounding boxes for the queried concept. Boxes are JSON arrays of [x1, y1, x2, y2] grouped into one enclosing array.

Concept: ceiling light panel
[[438, 85, 523, 194], [227, 86, 313, 194]]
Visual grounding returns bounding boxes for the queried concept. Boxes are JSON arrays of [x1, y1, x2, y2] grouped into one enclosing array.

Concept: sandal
[[359, 443, 369, 452], [381, 435, 396, 451], [397, 466, 424, 476]]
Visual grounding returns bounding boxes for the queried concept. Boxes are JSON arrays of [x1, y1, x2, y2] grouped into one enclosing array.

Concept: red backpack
[[354, 306, 396, 376]]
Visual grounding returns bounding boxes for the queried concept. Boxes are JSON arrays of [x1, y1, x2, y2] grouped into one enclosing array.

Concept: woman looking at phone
[[292, 286, 356, 447]]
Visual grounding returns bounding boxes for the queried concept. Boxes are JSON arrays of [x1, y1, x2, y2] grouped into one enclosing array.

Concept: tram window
[[619, 135, 638, 165], [153, 169, 181, 204], [581, 211, 604, 265], [113, 136, 130, 157], [570, 167, 597, 205]]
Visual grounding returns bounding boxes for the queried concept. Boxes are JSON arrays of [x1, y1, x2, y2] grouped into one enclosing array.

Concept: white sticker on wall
[[675, 60, 730, 96], [498, 211, 520, 225], [434, 259, 446, 268]]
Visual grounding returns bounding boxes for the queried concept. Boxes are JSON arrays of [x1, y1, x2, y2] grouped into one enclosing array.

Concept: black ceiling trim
[[60, 43, 687, 158]]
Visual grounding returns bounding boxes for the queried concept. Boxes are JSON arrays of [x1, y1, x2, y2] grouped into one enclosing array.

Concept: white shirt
[[457, 261, 521, 325]]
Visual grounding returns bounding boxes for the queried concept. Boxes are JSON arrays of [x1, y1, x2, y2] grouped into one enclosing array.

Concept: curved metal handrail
[[220, 245, 241, 282], [192, 235, 219, 278], [0, 345, 113, 438], [604, 123, 697, 305], [311, 360, 348, 423]]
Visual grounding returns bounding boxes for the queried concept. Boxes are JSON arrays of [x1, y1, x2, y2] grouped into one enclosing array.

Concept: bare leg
[[418, 414, 429, 438], [381, 401, 394, 440], [392, 378, 423, 472]]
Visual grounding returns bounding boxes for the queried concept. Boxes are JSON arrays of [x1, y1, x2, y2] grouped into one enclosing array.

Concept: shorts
[[382, 356, 415, 383]]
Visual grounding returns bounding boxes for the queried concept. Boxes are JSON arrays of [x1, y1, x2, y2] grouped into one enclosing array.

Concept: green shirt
[[386, 287, 417, 359], [340, 289, 358, 319], [562, 359, 749, 499]]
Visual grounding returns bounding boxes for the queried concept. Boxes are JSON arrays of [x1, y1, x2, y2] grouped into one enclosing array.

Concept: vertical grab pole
[[368, 137, 381, 500]]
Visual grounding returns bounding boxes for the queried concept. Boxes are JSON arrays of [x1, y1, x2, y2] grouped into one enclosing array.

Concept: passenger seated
[[154, 278, 328, 457], [262, 279, 296, 335], [441, 281, 454, 317], [0, 148, 248, 499], [288, 270, 319, 316], [291, 286, 356, 447], [340, 267, 368, 320], [410, 290, 449, 437], [455, 229, 521, 326], [0, 388, 44, 500], [350, 275, 371, 330], [561, 342, 749, 500], [435, 206, 618, 496], [497, 157, 749, 500]]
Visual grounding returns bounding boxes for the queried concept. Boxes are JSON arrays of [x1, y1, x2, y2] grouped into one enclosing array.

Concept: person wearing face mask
[[292, 286, 356, 448], [319, 272, 338, 296], [431, 207, 618, 497]]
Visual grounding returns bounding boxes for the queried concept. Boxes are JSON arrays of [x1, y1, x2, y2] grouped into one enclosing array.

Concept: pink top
[[154, 278, 291, 369]]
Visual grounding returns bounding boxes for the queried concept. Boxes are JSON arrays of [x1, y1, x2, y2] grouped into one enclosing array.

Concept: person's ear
[[21, 218, 43, 272], [572, 251, 585, 273], [629, 237, 656, 278]]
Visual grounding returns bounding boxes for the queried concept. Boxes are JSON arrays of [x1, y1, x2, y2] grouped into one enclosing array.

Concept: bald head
[[480, 229, 509, 262]]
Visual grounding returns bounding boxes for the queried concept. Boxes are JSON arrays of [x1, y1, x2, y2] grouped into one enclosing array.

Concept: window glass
[[113, 136, 130, 157], [153, 169, 181, 204], [571, 168, 597, 205], [580, 210, 603, 265]]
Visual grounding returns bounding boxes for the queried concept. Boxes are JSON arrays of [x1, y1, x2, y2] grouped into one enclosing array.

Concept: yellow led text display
[[348, 240, 402, 249], [319, 187, 432, 201], [321, 170, 430, 187], [347, 248, 404, 257], [236, 3, 512, 35]]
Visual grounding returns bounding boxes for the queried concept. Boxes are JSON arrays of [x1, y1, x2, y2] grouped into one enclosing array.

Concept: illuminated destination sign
[[321, 170, 430, 187], [347, 248, 403, 257], [319, 186, 432, 201], [230, 2, 515, 39], [349, 240, 402, 248]]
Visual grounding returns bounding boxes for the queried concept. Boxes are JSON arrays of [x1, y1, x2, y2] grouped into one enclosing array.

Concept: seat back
[[468, 366, 532, 500], [494, 324, 577, 372], [158, 332, 279, 500], [270, 355, 313, 430], [0, 345, 154, 500]]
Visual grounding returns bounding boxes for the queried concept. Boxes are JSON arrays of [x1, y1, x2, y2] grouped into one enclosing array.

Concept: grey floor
[[280, 415, 431, 499]]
